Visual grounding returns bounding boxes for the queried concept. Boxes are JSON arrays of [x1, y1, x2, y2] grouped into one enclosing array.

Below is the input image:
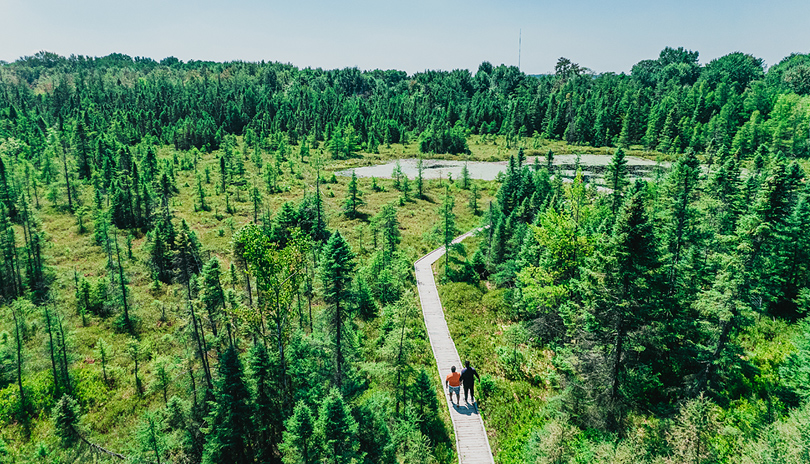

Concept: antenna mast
[[518, 29, 522, 71]]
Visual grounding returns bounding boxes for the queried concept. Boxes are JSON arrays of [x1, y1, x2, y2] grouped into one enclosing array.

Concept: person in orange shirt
[[445, 365, 461, 406]]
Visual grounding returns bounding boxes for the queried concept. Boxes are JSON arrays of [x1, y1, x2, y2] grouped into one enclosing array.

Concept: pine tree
[[661, 149, 702, 293], [201, 257, 225, 339], [343, 170, 365, 218], [249, 342, 285, 463], [9, 302, 27, 421], [175, 219, 204, 298], [43, 305, 62, 397], [136, 411, 167, 464], [778, 189, 810, 314], [281, 400, 319, 464], [321, 231, 356, 387], [374, 204, 400, 265], [468, 183, 480, 215], [400, 174, 411, 202], [316, 388, 360, 464], [392, 161, 402, 190], [128, 338, 144, 395], [355, 400, 395, 464], [113, 231, 134, 333], [0, 157, 18, 220], [411, 369, 442, 441], [74, 117, 93, 180], [150, 216, 176, 284], [220, 155, 228, 194], [460, 162, 471, 190], [153, 356, 173, 405], [416, 157, 424, 199], [579, 182, 662, 428], [96, 337, 111, 388], [251, 180, 263, 223], [53, 394, 81, 447], [196, 173, 209, 212], [202, 347, 255, 464], [605, 147, 629, 219], [438, 185, 458, 277]]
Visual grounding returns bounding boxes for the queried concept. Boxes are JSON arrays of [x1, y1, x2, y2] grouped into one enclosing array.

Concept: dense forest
[[0, 46, 809, 463]]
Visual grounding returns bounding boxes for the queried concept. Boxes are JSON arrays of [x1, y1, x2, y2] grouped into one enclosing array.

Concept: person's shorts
[[449, 385, 460, 395]]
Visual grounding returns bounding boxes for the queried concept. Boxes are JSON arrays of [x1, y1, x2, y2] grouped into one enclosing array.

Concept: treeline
[[2, 48, 810, 163], [457, 146, 810, 462]]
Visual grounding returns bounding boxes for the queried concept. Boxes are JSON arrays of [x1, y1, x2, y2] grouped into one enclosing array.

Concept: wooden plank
[[415, 228, 495, 464]]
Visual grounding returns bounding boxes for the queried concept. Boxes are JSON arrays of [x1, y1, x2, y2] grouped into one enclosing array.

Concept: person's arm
[[475, 369, 480, 380]]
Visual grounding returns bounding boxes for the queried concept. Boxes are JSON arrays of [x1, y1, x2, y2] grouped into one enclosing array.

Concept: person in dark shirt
[[459, 361, 480, 404]]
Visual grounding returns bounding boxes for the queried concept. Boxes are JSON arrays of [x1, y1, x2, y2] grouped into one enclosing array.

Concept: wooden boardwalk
[[415, 229, 495, 464]]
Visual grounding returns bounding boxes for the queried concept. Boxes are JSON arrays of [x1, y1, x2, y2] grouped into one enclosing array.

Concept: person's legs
[[450, 385, 460, 405], [463, 384, 471, 403]]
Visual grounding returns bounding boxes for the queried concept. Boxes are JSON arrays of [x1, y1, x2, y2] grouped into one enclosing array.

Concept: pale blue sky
[[1, 0, 808, 74]]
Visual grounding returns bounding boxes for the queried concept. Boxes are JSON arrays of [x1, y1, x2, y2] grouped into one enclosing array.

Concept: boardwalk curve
[[415, 228, 495, 464]]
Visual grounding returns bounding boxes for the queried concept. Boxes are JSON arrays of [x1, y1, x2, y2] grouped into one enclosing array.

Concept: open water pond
[[336, 155, 668, 184]]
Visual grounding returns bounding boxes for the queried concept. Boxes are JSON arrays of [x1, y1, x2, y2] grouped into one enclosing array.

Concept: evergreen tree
[[321, 231, 356, 388], [74, 117, 93, 180], [400, 174, 411, 202], [202, 347, 255, 464], [8, 302, 27, 421], [460, 162, 471, 189], [149, 216, 176, 285], [355, 400, 395, 464], [175, 219, 204, 297], [249, 342, 285, 463], [661, 149, 702, 294], [136, 411, 167, 464], [316, 388, 360, 464], [579, 182, 662, 429], [416, 157, 424, 199], [438, 185, 458, 276], [251, 180, 263, 223], [343, 170, 365, 218], [468, 183, 480, 215], [152, 356, 173, 405], [196, 173, 209, 212], [605, 147, 629, 219], [374, 204, 400, 265], [201, 257, 225, 339], [53, 394, 81, 447], [282, 400, 319, 464]]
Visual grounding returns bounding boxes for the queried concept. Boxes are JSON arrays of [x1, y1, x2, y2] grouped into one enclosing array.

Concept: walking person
[[445, 365, 461, 406], [460, 361, 480, 405]]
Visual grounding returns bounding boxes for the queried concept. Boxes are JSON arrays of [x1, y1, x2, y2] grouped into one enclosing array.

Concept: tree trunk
[[44, 308, 60, 395], [11, 309, 25, 415], [610, 315, 624, 402], [114, 234, 131, 332]]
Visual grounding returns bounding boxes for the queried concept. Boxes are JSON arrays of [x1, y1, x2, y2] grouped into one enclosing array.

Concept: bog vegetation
[[0, 46, 808, 463]]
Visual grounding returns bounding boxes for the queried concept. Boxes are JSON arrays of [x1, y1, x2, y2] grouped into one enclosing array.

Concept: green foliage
[[316, 388, 360, 464], [52, 394, 80, 447], [343, 170, 365, 218], [419, 121, 470, 155], [282, 400, 319, 464], [321, 231, 356, 388], [202, 347, 254, 464], [780, 320, 810, 403], [4, 46, 810, 464]]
